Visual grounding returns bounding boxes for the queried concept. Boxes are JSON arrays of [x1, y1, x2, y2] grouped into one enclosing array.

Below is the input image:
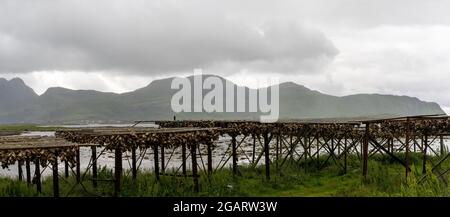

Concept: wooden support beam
[[331, 138, 335, 155], [34, 158, 41, 193], [76, 147, 81, 183], [362, 123, 369, 178], [405, 119, 411, 179], [369, 137, 410, 171], [161, 146, 165, 173], [252, 134, 256, 164], [114, 147, 122, 197], [181, 143, 186, 176], [18, 160, 23, 181], [279, 134, 283, 166], [91, 146, 98, 188], [344, 137, 347, 174], [131, 145, 137, 180], [191, 144, 199, 192], [231, 135, 237, 175], [316, 136, 320, 168], [413, 136, 417, 153], [25, 159, 31, 186], [264, 132, 271, 181], [207, 142, 212, 176], [276, 133, 279, 169], [422, 134, 428, 174], [52, 153, 59, 197], [64, 160, 69, 178], [154, 144, 159, 181], [304, 135, 308, 172], [290, 135, 294, 161]]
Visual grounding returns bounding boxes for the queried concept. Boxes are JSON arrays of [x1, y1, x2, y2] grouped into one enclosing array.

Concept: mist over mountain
[[0, 76, 445, 124]]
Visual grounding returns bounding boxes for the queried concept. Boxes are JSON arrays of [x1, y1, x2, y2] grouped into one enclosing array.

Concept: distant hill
[[0, 76, 445, 124]]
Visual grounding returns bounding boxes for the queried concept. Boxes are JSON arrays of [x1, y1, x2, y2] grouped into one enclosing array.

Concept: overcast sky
[[1, 0, 450, 113]]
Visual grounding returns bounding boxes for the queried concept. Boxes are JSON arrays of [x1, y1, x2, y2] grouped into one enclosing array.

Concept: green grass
[[0, 154, 449, 197]]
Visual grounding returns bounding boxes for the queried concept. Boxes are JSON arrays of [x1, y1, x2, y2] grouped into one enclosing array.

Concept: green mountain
[[0, 76, 445, 124]]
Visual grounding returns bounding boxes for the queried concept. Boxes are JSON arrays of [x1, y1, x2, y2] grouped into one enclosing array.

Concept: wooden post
[[18, 160, 23, 181], [191, 144, 199, 192], [161, 146, 165, 174], [52, 154, 59, 197], [154, 144, 159, 181], [34, 158, 41, 193], [422, 134, 428, 174], [362, 123, 369, 179], [207, 142, 213, 176], [264, 133, 270, 181], [405, 119, 410, 179], [25, 159, 31, 186], [440, 135, 445, 156], [64, 160, 69, 178], [414, 136, 417, 153], [279, 134, 283, 165], [114, 147, 122, 197], [181, 143, 186, 176], [252, 134, 256, 164], [331, 138, 335, 155], [304, 135, 308, 172], [76, 147, 81, 183], [131, 145, 137, 180], [317, 136, 320, 168], [387, 138, 391, 153], [344, 137, 348, 174], [276, 134, 279, 169], [391, 138, 395, 153], [290, 135, 294, 161], [91, 146, 98, 188], [231, 134, 237, 175], [337, 137, 341, 155]]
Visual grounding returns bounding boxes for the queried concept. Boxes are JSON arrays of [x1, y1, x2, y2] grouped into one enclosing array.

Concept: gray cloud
[[0, 0, 337, 75], [2, 0, 450, 113]]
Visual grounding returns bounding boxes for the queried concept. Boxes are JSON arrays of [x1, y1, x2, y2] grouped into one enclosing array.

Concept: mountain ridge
[[0, 76, 445, 124]]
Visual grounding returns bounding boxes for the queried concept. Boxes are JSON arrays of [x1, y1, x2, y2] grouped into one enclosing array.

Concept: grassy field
[[0, 153, 448, 197]]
